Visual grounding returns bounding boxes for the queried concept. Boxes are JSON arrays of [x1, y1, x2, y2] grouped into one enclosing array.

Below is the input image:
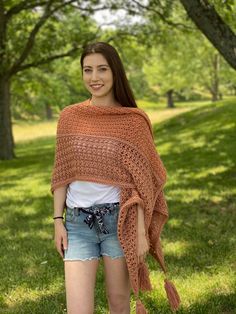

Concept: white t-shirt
[[66, 180, 121, 208]]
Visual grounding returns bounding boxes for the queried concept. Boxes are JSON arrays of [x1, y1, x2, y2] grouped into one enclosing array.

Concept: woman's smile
[[90, 84, 104, 90]]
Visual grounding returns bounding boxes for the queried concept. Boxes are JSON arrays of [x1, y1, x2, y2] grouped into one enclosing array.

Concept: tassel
[[138, 261, 152, 291], [136, 299, 148, 314], [164, 279, 181, 311]]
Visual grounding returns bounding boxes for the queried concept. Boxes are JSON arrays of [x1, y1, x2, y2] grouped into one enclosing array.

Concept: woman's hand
[[54, 220, 68, 258], [137, 231, 149, 263]]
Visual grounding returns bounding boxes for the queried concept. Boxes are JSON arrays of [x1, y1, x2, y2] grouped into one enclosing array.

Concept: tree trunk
[[45, 103, 53, 120], [180, 0, 236, 70], [211, 53, 220, 102], [0, 76, 15, 160], [166, 89, 175, 108]]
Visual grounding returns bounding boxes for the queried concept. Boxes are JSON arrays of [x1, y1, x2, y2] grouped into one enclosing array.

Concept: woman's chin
[[91, 90, 112, 99]]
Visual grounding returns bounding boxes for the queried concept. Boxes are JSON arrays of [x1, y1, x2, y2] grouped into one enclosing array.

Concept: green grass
[[13, 120, 57, 143], [0, 99, 236, 313]]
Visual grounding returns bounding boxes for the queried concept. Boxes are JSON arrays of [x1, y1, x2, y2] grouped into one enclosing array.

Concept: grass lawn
[[0, 99, 236, 313]]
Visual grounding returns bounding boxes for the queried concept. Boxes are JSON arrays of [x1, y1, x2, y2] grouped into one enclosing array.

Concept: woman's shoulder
[[131, 107, 152, 127], [135, 107, 151, 122], [59, 100, 88, 117], [128, 107, 154, 140]]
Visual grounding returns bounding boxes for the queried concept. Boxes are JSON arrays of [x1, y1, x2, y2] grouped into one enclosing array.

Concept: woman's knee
[[67, 304, 93, 314], [107, 293, 130, 313]]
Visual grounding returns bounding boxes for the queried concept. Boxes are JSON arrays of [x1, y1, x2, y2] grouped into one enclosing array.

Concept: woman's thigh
[[64, 259, 100, 314], [103, 256, 131, 312]]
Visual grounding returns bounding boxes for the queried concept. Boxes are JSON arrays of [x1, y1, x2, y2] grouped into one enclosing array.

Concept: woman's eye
[[83, 67, 108, 73], [99, 68, 107, 72]]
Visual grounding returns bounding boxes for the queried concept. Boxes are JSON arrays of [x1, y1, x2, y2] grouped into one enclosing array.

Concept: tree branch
[[12, 22, 102, 74], [9, 1, 55, 76], [13, 46, 81, 73], [130, 0, 195, 30], [6, 0, 49, 20], [180, 0, 236, 70], [8, 0, 79, 76], [70, 3, 109, 12]]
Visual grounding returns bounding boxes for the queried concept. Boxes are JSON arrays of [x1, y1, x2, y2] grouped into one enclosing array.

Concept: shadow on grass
[[143, 289, 236, 314], [0, 284, 108, 314]]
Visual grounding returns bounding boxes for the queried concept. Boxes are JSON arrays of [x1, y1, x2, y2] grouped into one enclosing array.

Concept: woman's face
[[82, 53, 114, 99]]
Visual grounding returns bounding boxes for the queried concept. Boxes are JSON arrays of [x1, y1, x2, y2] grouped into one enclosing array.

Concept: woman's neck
[[90, 95, 121, 107]]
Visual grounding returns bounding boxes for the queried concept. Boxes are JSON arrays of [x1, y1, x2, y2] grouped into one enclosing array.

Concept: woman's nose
[[91, 70, 99, 81]]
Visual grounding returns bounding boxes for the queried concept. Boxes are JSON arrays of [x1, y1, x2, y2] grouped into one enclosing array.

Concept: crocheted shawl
[[51, 99, 180, 312]]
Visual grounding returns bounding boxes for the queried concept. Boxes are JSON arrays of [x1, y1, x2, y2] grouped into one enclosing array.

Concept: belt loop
[[73, 207, 80, 216]]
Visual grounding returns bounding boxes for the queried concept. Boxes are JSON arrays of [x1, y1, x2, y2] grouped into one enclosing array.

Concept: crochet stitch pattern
[[51, 99, 180, 312]]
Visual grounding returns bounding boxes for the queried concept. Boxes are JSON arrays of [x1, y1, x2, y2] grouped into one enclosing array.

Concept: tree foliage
[[1, 0, 236, 160]]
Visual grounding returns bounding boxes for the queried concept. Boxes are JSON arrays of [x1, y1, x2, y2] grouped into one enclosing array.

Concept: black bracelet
[[53, 216, 64, 220]]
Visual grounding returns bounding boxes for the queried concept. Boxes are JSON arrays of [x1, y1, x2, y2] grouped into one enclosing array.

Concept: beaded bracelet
[[53, 216, 64, 220]]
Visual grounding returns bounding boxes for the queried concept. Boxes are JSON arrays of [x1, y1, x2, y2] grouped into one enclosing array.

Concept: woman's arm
[[53, 186, 67, 217], [53, 186, 68, 258], [137, 203, 146, 235], [137, 204, 149, 262]]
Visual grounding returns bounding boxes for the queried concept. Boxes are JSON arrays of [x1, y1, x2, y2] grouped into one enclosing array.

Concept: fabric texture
[[51, 98, 181, 312]]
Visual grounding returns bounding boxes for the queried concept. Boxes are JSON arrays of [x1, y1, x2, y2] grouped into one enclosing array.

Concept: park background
[[0, 1, 236, 313]]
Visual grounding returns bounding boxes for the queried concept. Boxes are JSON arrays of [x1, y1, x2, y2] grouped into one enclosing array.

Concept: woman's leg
[[103, 256, 131, 314], [64, 259, 100, 314]]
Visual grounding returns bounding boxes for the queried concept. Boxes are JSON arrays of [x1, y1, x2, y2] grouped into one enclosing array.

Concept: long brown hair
[[80, 42, 137, 108]]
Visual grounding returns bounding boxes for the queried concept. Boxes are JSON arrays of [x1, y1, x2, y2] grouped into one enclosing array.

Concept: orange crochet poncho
[[51, 99, 181, 313]]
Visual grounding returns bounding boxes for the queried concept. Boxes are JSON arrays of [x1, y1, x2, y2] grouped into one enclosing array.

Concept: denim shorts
[[63, 202, 125, 261]]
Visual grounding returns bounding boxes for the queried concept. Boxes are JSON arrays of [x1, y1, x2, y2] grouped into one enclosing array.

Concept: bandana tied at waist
[[71, 202, 120, 234]]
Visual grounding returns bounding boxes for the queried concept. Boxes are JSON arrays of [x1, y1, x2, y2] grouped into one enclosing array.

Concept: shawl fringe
[[164, 278, 181, 311], [138, 261, 152, 291], [136, 299, 148, 314]]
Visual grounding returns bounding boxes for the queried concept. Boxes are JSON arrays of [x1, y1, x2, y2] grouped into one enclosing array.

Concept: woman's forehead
[[83, 53, 109, 67]]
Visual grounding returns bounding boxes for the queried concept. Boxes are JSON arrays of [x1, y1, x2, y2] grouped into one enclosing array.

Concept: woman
[[51, 42, 180, 314]]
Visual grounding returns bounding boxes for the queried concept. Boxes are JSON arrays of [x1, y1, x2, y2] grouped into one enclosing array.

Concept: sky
[[92, 8, 144, 29]]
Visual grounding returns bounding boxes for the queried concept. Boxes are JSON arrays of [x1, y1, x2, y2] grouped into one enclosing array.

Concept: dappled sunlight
[[14, 229, 52, 241], [164, 240, 192, 257], [148, 266, 235, 311], [13, 120, 57, 143], [168, 188, 202, 203], [194, 165, 228, 179], [179, 270, 235, 308], [167, 186, 232, 205], [167, 218, 183, 228], [4, 277, 65, 309], [149, 266, 235, 313], [147, 107, 192, 124]]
